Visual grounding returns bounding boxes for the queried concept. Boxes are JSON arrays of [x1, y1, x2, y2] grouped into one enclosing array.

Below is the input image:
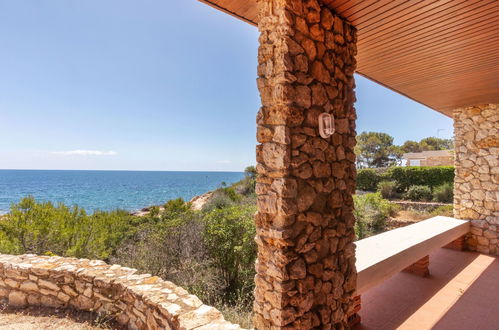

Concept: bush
[[203, 205, 256, 304], [357, 168, 384, 191], [202, 191, 235, 212], [0, 196, 144, 260], [112, 204, 256, 309], [354, 193, 399, 239], [431, 205, 454, 217], [433, 183, 453, 203], [387, 166, 454, 192], [149, 206, 160, 217], [404, 185, 433, 201], [377, 181, 398, 199], [233, 177, 256, 196]]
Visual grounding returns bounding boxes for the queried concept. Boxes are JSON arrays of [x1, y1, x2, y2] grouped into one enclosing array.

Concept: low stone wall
[[391, 201, 451, 212], [0, 254, 242, 329]]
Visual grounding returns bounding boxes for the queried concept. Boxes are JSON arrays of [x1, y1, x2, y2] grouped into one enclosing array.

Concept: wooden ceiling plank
[[342, 0, 402, 22], [358, 0, 495, 48], [359, 34, 499, 78], [323, 0, 356, 10], [358, 0, 478, 42], [198, 0, 257, 25], [359, 0, 474, 39], [395, 87, 499, 103], [358, 30, 499, 67], [359, 13, 499, 61], [373, 76, 499, 94], [361, 49, 499, 83], [357, 0, 449, 33], [339, 0, 382, 19], [374, 58, 499, 83], [358, 3, 499, 50], [353, 0, 430, 29], [395, 75, 499, 92], [397, 88, 499, 103], [333, 0, 370, 14], [360, 56, 499, 87], [408, 88, 499, 103], [396, 73, 499, 89], [360, 35, 499, 66]]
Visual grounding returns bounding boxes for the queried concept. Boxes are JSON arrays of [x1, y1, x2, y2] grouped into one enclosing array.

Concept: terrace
[[0, 1, 497, 329], [197, 0, 498, 329]]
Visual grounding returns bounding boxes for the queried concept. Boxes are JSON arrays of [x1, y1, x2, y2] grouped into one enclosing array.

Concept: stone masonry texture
[[0, 254, 243, 330], [453, 104, 499, 255], [254, 0, 358, 328]]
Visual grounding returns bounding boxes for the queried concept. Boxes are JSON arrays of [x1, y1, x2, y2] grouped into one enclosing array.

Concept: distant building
[[403, 150, 454, 167]]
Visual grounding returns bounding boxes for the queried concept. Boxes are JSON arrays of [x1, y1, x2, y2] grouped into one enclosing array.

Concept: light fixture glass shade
[[319, 112, 335, 138]]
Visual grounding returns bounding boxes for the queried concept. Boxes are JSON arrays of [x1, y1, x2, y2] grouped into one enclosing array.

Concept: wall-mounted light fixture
[[318, 112, 335, 138]]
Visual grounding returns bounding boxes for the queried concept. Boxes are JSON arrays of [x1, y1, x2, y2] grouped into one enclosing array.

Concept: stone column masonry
[[254, 0, 358, 328], [453, 104, 499, 255]]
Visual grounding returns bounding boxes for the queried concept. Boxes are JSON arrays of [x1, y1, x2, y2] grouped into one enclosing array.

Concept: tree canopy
[[356, 132, 454, 168], [355, 132, 402, 168]]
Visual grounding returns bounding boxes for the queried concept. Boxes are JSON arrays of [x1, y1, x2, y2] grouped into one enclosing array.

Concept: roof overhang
[[198, 0, 499, 117]]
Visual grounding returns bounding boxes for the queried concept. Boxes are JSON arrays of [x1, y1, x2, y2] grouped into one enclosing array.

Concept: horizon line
[[0, 168, 246, 173]]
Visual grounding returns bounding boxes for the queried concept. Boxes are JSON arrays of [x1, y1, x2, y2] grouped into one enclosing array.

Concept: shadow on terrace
[[355, 248, 499, 330]]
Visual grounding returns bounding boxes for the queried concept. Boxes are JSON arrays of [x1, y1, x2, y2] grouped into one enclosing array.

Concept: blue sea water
[[0, 170, 244, 214]]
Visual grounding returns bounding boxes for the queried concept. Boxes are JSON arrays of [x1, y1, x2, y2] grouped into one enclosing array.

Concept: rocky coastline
[[130, 191, 213, 217]]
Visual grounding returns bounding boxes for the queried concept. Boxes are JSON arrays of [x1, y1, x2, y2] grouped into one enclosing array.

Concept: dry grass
[[387, 205, 454, 230], [0, 303, 122, 330], [218, 303, 254, 329]]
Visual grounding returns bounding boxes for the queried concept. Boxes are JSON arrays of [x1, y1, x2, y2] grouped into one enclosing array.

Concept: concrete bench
[[349, 216, 470, 326]]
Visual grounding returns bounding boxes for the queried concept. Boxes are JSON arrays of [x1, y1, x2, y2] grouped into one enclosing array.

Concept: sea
[[0, 170, 245, 214]]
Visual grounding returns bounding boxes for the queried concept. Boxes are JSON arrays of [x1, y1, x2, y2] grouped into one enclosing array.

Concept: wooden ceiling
[[198, 0, 499, 117]]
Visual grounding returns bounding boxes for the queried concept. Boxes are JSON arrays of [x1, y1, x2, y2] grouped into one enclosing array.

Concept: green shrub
[[202, 192, 235, 212], [149, 206, 160, 217], [203, 205, 256, 304], [354, 193, 398, 239], [431, 205, 454, 217], [377, 181, 398, 199], [404, 185, 433, 201], [233, 177, 256, 196], [356, 168, 383, 191], [0, 196, 144, 260], [387, 166, 454, 192], [162, 198, 191, 218], [223, 187, 242, 202], [433, 183, 454, 203]]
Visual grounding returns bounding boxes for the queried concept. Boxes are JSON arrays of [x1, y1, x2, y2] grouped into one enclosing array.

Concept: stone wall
[[0, 254, 242, 329], [420, 156, 454, 167], [254, 0, 357, 328], [453, 104, 499, 255]]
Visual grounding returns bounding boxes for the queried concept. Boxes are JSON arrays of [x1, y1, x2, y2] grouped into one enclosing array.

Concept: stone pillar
[[254, 0, 358, 328], [453, 104, 499, 255]]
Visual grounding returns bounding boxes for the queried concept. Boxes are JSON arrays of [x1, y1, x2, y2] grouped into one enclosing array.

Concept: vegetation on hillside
[[0, 166, 258, 327], [0, 164, 453, 326], [356, 165, 454, 203]]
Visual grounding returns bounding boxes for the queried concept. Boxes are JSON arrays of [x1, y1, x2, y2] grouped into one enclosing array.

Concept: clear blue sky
[[0, 0, 453, 172]]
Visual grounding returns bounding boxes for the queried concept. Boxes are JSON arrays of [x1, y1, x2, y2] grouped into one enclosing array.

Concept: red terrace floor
[[354, 248, 499, 330]]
